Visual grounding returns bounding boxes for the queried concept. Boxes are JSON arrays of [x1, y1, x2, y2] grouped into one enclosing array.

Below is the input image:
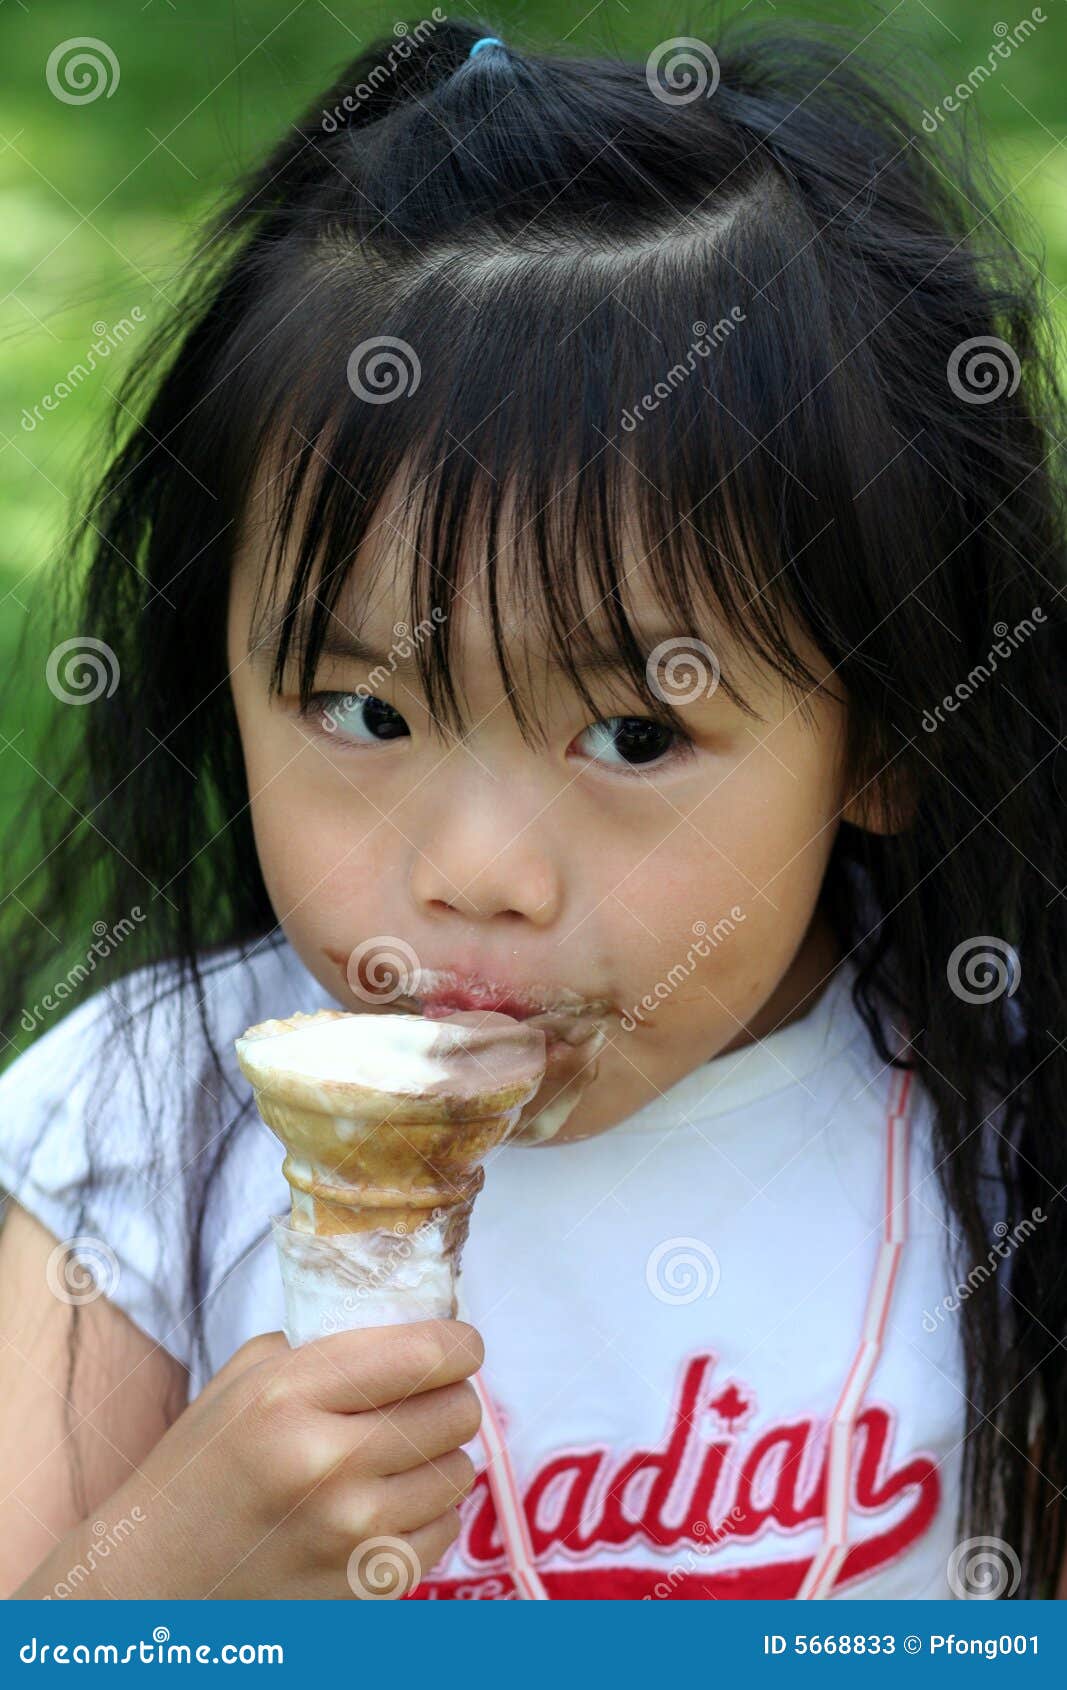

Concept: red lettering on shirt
[[411, 1354, 941, 1600]]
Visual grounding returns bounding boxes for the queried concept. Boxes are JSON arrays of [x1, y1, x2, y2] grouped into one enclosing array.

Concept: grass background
[[1, 0, 1065, 1010]]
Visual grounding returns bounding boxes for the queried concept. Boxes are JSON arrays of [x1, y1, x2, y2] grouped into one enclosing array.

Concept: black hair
[[3, 11, 1065, 1592]]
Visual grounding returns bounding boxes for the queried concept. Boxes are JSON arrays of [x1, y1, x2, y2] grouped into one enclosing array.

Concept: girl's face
[[227, 500, 852, 1143]]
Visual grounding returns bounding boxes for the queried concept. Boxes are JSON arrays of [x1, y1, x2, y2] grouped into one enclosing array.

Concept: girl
[[1, 15, 1064, 1601]]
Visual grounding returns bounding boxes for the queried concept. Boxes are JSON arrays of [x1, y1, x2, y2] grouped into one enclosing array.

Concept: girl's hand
[[18, 1320, 483, 1599]]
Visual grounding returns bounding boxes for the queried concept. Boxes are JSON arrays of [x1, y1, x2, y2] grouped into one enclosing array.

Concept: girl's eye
[[304, 695, 688, 772], [313, 692, 410, 743], [574, 715, 690, 773]]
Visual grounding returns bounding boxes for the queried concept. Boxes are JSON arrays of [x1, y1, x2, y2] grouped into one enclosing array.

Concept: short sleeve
[[0, 971, 207, 1371]]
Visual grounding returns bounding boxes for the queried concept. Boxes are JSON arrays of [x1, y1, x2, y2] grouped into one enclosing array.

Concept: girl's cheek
[[258, 794, 391, 907], [242, 737, 392, 925], [606, 753, 841, 1016]]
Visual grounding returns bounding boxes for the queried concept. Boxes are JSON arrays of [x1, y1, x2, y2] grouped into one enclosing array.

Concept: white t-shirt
[[0, 936, 970, 1600]]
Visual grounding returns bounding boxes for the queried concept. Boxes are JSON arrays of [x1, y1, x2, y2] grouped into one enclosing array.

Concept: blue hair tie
[[469, 37, 504, 58]]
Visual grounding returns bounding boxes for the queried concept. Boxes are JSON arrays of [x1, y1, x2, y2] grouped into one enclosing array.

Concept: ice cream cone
[[235, 1007, 546, 1337]]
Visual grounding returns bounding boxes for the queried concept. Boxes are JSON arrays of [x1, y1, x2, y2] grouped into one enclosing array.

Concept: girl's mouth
[[323, 947, 613, 1027], [407, 966, 616, 1029]]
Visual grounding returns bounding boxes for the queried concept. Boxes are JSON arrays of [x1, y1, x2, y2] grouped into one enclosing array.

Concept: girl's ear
[[841, 767, 917, 836]]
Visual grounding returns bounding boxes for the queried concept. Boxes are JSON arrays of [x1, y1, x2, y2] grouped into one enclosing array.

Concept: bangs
[[223, 178, 865, 740]]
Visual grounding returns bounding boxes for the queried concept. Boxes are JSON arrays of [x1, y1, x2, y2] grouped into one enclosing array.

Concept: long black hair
[[3, 12, 1065, 1593]]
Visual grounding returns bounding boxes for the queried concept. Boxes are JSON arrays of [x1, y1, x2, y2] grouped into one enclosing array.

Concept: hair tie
[[469, 37, 504, 58]]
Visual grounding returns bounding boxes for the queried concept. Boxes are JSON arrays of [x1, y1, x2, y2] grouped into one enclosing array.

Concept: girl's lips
[[323, 947, 614, 1025], [410, 968, 613, 1023], [420, 989, 538, 1021]]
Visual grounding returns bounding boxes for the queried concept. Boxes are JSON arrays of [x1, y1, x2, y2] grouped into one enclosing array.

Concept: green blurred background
[[1, 0, 1065, 999]]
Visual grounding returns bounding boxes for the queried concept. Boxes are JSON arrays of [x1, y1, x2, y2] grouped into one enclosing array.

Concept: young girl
[[1, 15, 1064, 1602]]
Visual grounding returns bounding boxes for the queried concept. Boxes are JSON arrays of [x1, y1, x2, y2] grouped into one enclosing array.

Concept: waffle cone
[[235, 1007, 547, 1244], [253, 1091, 513, 1240]]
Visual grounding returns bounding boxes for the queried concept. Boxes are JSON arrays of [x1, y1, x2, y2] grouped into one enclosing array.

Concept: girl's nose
[[407, 776, 562, 927]]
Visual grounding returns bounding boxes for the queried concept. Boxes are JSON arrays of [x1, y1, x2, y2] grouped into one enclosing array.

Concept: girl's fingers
[[343, 1380, 483, 1476], [361, 1447, 476, 1535], [293, 1321, 484, 1414]]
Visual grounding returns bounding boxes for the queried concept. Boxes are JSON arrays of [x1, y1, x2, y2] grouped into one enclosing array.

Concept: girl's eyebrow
[[250, 610, 708, 677], [248, 618, 396, 672]]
